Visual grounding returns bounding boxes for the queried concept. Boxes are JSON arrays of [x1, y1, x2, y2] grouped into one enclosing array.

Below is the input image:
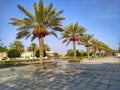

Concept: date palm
[[9, 0, 65, 61], [61, 22, 86, 60], [91, 39, 100, 58], [81, 34, 93, 59]]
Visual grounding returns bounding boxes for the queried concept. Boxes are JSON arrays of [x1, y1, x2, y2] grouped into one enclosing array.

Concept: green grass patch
[[31, 61, 52, 65], [68, 59, 81, 62]]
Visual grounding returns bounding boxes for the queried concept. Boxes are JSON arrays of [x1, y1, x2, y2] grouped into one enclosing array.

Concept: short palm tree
[[9, 40, 24, 54], [61, 22, 86, 60], [81, 34, 93, 59], [27, 43, 37, 59], [9, 0, 65, 61]]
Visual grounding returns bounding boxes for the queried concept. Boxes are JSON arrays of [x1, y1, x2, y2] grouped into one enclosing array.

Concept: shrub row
[[0, 60, 22, 65], [68, 59, 81, 62]]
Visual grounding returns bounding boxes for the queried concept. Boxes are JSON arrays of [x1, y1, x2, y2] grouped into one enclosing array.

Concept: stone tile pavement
[[0, 57, 120, 90]]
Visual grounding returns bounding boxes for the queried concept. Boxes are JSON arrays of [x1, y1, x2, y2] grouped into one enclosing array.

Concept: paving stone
[[0, 57, 120, 90]]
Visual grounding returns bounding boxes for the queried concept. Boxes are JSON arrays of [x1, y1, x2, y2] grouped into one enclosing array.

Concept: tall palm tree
[[81, 34, 93, 59], [91, 39, 100, 58], [9, 0, 65, 61], [27, 43, 37, 59], [9, 39, 24, 54], [61, 22, 86, 60]]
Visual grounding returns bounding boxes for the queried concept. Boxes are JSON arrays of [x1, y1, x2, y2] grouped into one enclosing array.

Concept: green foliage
[[35, 49, 39, 57], [0, 60, 22, 65], [7, 49, 21, 58], [35, 49, 46, 57], [68, 59, 80, 62], [61, 22, 86, 46], [10, 0, 65, 41], [66, 49, 88, 58], [0, 46, 7, 52], [66, 49, 74, 56], [9, 40, 24, 53], [32, 62, 52, 65], [53, 52, 60, 58]]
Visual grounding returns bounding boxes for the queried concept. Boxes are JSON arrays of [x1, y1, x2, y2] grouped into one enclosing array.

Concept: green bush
[[68, 59, 80, 62], [0, 60, 22, 65], [35, 49, 46, 57], [32, 61, 52, 65], [8, 49, 21, 58]]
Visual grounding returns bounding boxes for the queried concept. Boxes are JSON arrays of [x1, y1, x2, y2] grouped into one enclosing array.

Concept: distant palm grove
[[0, 0, 116, 62]]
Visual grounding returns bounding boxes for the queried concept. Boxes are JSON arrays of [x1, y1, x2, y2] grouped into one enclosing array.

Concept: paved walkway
[[0, 57, 120, 90]]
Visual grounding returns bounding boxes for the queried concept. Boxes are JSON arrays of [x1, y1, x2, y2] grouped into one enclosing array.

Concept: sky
[[0, 0, 120, 55]]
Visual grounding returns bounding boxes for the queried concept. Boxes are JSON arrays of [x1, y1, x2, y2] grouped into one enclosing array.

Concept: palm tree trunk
[[87, 47, 90, 59], [94, 50, 96, 58], [39, 37, 44, 62], [32, 50, 34, 60], [73, 41, 76, 60]]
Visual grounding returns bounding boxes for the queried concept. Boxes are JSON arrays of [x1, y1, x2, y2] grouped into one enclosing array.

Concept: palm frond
[[31, 35, 36, 41], [16, 31, 30, 39], [49, 31, 58, 38], [17, 5, 35, 20], [38, 0, 44, 23], [25, 33, 31, 40], [52, 27, 64, 32], [66, 41, 71, 46], [57, 10, 64, 15], [47, 3, 53, 12], [62, 39, 68, 44]]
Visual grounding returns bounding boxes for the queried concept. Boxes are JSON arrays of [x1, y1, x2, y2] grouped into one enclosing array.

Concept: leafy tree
[[61, 22, 86, 60], [53, 52, 60, 58], [10, 0, 65, 61], [8, 49, 21, 59], [76, 50, 81, 57], [66, 49, 74, 56], [35, 49, 46, 58], [0, 46, 7, 52], [66, 49, 81, 57]]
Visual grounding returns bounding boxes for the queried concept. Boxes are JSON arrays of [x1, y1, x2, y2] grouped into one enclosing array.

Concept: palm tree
[[61, 22, 86, 60], [27, 43, 37, 59], [9, 0, 65, 61], [91, 39, 100, 58], [81, 34, 93, 59], [9, 40, 24, 54]]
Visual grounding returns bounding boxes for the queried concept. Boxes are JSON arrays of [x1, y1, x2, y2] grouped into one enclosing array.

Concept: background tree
[[44, 44, 50, 51], [35, 48, 46, 58], [91, 39, 100, 58], [10, 0, 65, 61], [66, 49, 74, 57], [8, 49, 21, 59], [27, 42, 37, 59], [9, 40, 24, 53], [61, 22, 86, 60], [0, 46, 7, 52], [53, 52, 60, 58], [81, 34, 93, 59]]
